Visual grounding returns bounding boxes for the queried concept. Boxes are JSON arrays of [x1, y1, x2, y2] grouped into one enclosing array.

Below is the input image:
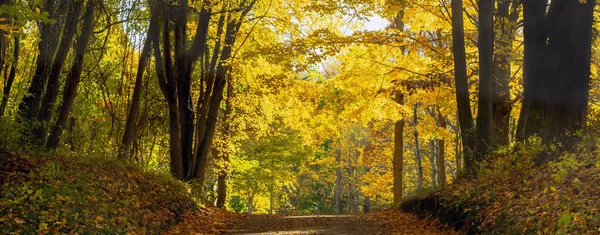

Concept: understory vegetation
[[0, 149, 236, 234]]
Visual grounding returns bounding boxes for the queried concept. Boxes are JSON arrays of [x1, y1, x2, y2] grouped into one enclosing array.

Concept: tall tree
[[216, 73, 235, 208], [119, 4, 158, 160], [18, 0, 69, 130], [0, 35, 18, 116], [46, 0, 96, 149], [476, 0, 495, 163], [392, 93, 404, 206], [451, 0, 475, 174], [36, 0, 84, 145], [517, 0, 595, 163], [492, 0, 519, 147]]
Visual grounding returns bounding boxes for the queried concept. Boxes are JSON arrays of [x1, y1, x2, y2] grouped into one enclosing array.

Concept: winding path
[[225, 211, 453, 235]]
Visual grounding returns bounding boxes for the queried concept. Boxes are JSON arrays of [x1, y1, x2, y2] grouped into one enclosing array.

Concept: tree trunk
[[334, 147, 342, 214], [18, 0, 68, 126], [429, 139, 437, 187], [216, 74, 234, 208], [46, 0, 95, 149], [451, 0, 475, 174], [36, 1, 84, 146], [437, 109, 447, 187], [476, 0, 495, 163], [492, 0, 519, 147], [413, 105, 423, 190], [119, 11, 158, 159], [538, 0, 594, 159], [516, 0, 547, 141], [392, 92, 404, 206], [0, 35, 18, 116], [517, 0, 594, 162]]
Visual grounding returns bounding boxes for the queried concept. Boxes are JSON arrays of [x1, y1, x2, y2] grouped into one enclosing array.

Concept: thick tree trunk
[[538, 0, 594, 160], [517, 0, 594, 161], [516, 0, 547, 141], [18, 0, 68, 125], [451, 0, 475, 174], [46, 0, 95, 149], [119, 13, 157, 159], [476, 0, 495, 163], [0, 36, 18, 116], [492, 0, 519, 147], [37, 1, 84, 145], [392, 93, 404, 206], [152, 5, 184, 179]]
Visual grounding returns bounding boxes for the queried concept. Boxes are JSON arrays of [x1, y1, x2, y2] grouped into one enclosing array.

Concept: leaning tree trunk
[[192, 2, 256, 183], [451, 0, 475, 174], [119, 10, 158, 160], [36, 1, 83, 146], [46, 0, 95, 149], [0, 35, 19, 116]]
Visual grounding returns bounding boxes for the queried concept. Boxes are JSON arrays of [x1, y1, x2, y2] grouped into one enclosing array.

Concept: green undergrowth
[[402, 138, 600, 234], [0, 149, 198, 234]]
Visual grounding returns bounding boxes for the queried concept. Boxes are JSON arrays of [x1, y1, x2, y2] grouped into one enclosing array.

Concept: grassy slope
[[0, 149, 237, 234], [402, 146, 600, 234]]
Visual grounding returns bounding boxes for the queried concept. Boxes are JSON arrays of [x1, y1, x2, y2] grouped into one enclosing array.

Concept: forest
[[0, 0, 599, 234]]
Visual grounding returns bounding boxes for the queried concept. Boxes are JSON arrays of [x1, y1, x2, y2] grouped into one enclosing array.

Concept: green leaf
[[557, 212, 572, 227]]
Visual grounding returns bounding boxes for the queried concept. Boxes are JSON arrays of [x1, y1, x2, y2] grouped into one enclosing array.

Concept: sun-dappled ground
[[224, 211, 453, 235]]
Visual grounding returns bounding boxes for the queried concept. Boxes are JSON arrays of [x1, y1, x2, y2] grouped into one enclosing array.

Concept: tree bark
[[517, 0, 594, 162], [492, 0, 519, 147], [152, 4, 184, 179], [475, 0, 495, 163], [334, 146, 342, 214], [46, 0, 95, 149], [18, 0, 68, 126], [413, 105, 423, 190], [516, 0, 547, 141], [216, 74, 234, 208], [0, 35, 18, 116], [37, 1, 84, 145], [119, 11, 158, 160], [429, 139, 437, 187], [451, 0, 475, 174], [437, 108, 447, 187], [538, 0, 594, 159], [392, 92, 404, 206]]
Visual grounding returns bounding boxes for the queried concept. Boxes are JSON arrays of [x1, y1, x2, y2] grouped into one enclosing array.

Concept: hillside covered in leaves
[[0, 149, 237, 234]]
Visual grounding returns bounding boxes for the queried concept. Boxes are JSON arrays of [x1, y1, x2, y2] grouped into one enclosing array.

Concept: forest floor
[[225, 209, 455, 235]]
